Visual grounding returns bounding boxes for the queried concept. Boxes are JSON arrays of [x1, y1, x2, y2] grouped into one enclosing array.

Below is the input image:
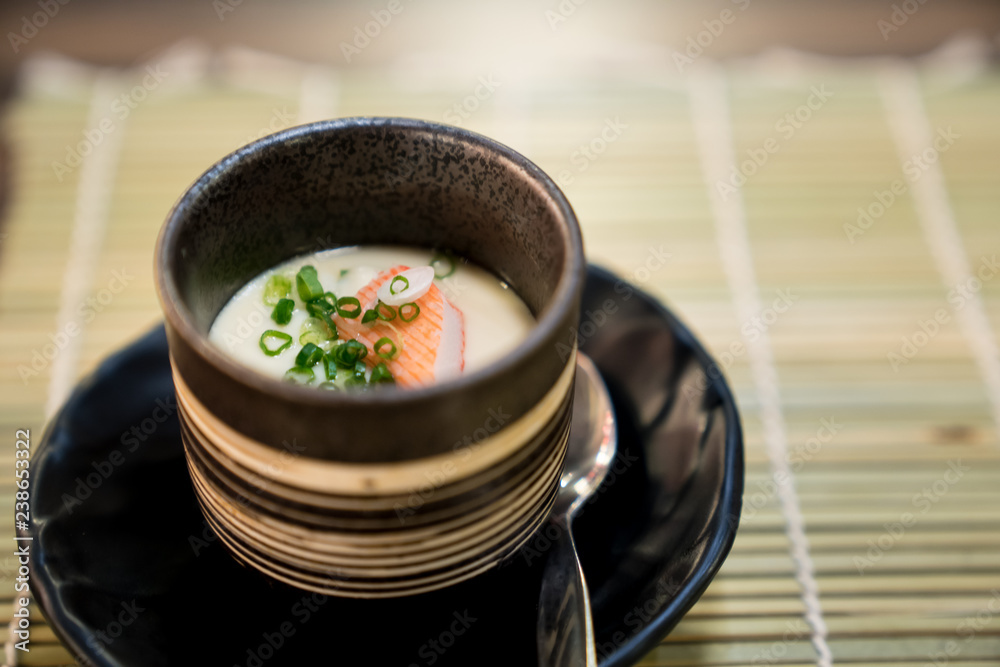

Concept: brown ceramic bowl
[[155, 117, 585, 597]]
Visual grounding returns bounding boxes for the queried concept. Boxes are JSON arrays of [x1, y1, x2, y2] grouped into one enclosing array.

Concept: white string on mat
[[878, 61, 1000, 438], [688, 61, 833, 667]]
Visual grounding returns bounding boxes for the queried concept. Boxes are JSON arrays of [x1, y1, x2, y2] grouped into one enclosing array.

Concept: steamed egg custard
[[209, 246, 534, 390]]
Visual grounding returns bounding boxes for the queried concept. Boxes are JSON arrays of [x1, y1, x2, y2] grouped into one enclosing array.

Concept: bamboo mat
[[1, 44, 999, 666]]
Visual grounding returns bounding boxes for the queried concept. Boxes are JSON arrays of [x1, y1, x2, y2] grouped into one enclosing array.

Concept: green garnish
[[271, 298, 295, 325], [332, 339, 368, 367], [306, 301, 338, 339], [339, 269, 349, 279], [362, 309, 379, 324], [296, 265, 325, 302], [336, 296, 362, 319], [295, 343, 324, 368], [376, 302, 396, 321], [430, 251, 457, 279], [283, 366, 315, 384], [319, 292, 338, 309], [370, 362, 394, 384], [259, 330, 292, 356], [374, 336, 397, 359], [263, 275, 291, 306], [300, 317, 333, 346], [344, 361, 368, 388], [399, 303, 420, 322], [389, 275, 409, 295], [322, 352, 338, 381], [318, 381, 339, 390]]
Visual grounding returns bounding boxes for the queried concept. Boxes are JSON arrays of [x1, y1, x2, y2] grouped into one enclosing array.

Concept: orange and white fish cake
[[337, 265, 466, 388]]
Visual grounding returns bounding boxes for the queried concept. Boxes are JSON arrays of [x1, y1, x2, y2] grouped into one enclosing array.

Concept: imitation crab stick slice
[[336, 265, 465, 388]]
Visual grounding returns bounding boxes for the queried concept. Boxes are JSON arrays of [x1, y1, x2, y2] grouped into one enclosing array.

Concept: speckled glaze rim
[[155, 117, 585, 464]]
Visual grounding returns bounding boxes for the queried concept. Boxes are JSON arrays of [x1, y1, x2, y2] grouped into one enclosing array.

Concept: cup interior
[[165, 118, 574, 334]]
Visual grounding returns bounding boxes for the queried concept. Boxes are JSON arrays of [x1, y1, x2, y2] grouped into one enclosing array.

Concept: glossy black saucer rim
[[22, 265, 744, 666], [589, 264, 744, 667]]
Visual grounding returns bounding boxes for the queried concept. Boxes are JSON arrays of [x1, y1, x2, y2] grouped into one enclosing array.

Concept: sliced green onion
[[339, 269, 349, 279], [399, 302, 420, 322], [299, 317, 333, 346], [370, 362, 394, 384], [319, 291, 338, 309], [342, 361, 368, 389], [306, 301, 339, 339], [295, 343, 324, 368], [259, 330, 292, 356], [374, 336, 397, 359], [430, 251, 457, 279], [271, 298, 295, 325], [318, 381, 339, 391], [332, 339, 368, 368], [322, 352, 338, 381], [376, 301, 396, 321], [263, 275, 291, 306], [336, 296, 362, 319], [389, 275, 409, 295], [283, 366, 315, 384], [362, 309, 379, 324], [296, 265, 325, 302]]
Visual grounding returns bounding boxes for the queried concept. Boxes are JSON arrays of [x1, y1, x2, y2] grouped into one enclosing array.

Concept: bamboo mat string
[[41, 71, 127, 420], [688, 61, 833, 667], [878, 61, 1000, 436]]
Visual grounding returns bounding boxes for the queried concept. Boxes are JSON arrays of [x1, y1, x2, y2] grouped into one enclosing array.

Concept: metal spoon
[[537, 352, 618, 667]]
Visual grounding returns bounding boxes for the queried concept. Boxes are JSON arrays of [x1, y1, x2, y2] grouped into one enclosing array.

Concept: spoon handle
[[536, 514, 598, 667]]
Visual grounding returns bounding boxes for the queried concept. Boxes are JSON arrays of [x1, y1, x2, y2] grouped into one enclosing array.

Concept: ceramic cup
[[155, 117, 585, 598]]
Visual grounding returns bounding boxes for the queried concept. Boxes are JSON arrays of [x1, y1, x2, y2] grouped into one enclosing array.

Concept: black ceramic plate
[[24, 267, 743, 667]]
